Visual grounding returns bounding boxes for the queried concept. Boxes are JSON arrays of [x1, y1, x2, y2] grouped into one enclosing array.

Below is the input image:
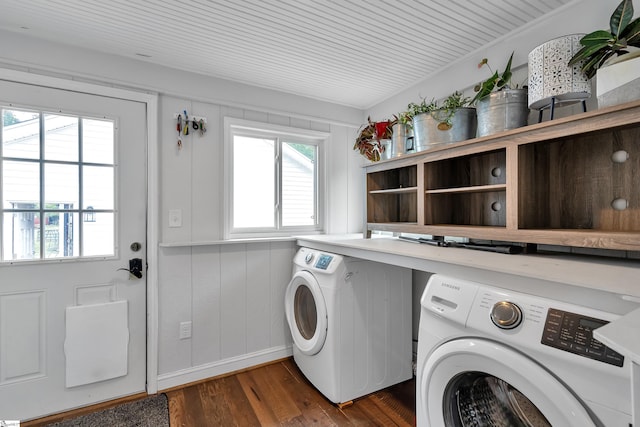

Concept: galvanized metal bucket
[[412, 107, 476, 152], [379, 139, 393, 160], [476, 89, 529, 137], [390, 123, 412, 157]]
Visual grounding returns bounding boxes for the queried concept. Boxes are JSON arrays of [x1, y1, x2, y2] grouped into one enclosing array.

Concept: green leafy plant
[[394, 111, 413, 126], [407, 98, 438, 117], [568, 0, 640, 79], [406, 92, 471, 130], [471, 52, 514, 105], [433, 91, 471, 130]]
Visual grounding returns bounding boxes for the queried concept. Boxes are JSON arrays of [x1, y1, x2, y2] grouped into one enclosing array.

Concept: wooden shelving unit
[[364, 100, 640, 251]]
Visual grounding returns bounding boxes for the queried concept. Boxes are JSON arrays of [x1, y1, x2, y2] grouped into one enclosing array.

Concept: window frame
[[224, 117, 327, 239]]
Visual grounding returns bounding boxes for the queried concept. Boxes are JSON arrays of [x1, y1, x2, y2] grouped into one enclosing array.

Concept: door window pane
[[83, 212, 114, 256], [2, 109, 40, 160], [44, 114, 78, 162], [43, 211, 78, 258], [83, 166, 114, 209], [282, 142, 316, 226], [83, 118, 114, 164], [44, 164, 79, 208], [3, 211, 40, 260], [233, 135, 275, 228], [2, 161, 40, 209]]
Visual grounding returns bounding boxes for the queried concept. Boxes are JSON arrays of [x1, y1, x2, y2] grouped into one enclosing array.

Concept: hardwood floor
[[167, 358, 416, 426]]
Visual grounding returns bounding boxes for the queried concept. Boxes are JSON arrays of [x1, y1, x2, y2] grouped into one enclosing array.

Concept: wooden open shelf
[[364, 100, 640, 251]]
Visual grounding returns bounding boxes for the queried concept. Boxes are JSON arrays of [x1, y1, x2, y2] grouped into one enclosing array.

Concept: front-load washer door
[[285, 271, 328, 356], [419, 338, 596, 427]]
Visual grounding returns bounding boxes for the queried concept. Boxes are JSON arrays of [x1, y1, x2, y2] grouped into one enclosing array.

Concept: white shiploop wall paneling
[[157, 240, 297, 390]]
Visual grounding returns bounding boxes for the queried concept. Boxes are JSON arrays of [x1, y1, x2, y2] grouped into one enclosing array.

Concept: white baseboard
[[156, 345, 293, 391]]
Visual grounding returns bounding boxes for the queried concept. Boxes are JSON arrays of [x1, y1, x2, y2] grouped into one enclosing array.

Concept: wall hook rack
[[173, 112, 208, 149]]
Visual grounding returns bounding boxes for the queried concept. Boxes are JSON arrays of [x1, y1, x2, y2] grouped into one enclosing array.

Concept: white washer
[[285, 247, 412, 404], [417, 274, 638, 427]]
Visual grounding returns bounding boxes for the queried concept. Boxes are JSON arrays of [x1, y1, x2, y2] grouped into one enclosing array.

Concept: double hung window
[[225, 118, 326, 238]]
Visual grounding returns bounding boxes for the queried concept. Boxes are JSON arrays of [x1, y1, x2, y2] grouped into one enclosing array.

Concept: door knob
[[118, 258, 143, 278]]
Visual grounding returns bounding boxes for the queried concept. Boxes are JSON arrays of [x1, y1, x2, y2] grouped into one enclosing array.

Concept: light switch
[[169, 209, 182, 227]]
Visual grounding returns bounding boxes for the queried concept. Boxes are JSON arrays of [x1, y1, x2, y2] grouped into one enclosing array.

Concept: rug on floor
[[47, 394, 169, 427]]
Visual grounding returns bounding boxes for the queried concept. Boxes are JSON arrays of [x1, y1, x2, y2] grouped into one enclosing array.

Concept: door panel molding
[[0, 291, 46, 384]]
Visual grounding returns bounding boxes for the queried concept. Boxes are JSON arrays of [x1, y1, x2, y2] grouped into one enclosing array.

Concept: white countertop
[[295, 234, 640, 299], [595, 307, 640, 365]]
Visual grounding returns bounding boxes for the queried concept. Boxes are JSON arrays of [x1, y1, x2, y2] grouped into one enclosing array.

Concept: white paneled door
[[0, 80, 147, 420]]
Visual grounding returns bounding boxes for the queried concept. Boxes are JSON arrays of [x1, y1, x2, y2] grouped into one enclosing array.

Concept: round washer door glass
[[419, 339, 596, 427], [444, 371, 549, 426], [284, 271, 327, 355], [294, 285, 317, 340]]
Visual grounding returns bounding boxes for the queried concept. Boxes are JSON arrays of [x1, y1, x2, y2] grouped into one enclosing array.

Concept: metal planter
[[389, 123, 413, 157], [476, 89, 529, 137], [412, 107, 476, 152]]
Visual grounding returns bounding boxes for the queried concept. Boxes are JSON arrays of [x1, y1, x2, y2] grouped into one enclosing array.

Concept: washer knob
[[304, 252, 315, 264], [491, 301, 522, 329]]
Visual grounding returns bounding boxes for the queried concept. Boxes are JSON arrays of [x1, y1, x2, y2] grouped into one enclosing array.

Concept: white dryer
[[417, 274, 638, 427], [285, 247, 412, 405]]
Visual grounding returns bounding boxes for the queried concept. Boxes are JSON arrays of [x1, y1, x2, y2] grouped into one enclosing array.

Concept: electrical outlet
[[179, 321, 192, 339], [169, 209, 182, 228]]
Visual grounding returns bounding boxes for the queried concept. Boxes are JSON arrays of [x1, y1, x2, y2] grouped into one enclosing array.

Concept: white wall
[[156, 95, 364, 387], [0, 30, 366, 389], [0, 0, 627, 389]]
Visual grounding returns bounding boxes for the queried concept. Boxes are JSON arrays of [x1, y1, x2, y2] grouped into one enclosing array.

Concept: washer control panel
[[314, 254, 333, 270], [541, 308, 624, 367]]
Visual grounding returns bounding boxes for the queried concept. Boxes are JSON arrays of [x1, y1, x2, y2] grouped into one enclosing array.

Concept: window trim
[[224, 117, 328, 239]]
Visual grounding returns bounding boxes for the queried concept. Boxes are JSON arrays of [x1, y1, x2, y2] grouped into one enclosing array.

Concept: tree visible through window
[[226, 118, 326, 238], [1, 107, 115, 261]]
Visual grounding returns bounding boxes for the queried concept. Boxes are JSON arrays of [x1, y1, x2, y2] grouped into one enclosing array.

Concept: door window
[[1, 108, 115, 261], [443, 371, 550, 426]]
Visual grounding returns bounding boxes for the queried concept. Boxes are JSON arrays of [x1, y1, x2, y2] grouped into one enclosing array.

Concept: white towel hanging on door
[[64, 300, 129, 388]]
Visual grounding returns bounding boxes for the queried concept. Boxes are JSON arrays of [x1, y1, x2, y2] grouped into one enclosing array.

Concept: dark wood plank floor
[[167, 358, 416, 426]]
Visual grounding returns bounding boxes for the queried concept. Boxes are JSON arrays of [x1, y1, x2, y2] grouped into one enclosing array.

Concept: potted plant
[[568, 0, 640, 107], [471, 52, 529, 137], [390, 111, 414, 157], [353, 116, 396, 162], [410, 92, 476, 151]]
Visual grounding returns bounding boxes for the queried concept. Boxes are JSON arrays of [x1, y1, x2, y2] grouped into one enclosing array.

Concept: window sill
[[158, 236, 297, 247]]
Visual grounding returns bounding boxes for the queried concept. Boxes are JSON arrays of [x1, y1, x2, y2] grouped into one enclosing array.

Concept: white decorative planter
[[596, 53, 640, 108], [528, 35, 591, 110]]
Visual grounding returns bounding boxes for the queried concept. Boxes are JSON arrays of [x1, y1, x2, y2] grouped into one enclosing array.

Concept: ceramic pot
[[596, 52, 640, 108]]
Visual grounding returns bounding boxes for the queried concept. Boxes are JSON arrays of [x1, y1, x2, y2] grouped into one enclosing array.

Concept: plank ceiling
[[0, 0, 574, 109]]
